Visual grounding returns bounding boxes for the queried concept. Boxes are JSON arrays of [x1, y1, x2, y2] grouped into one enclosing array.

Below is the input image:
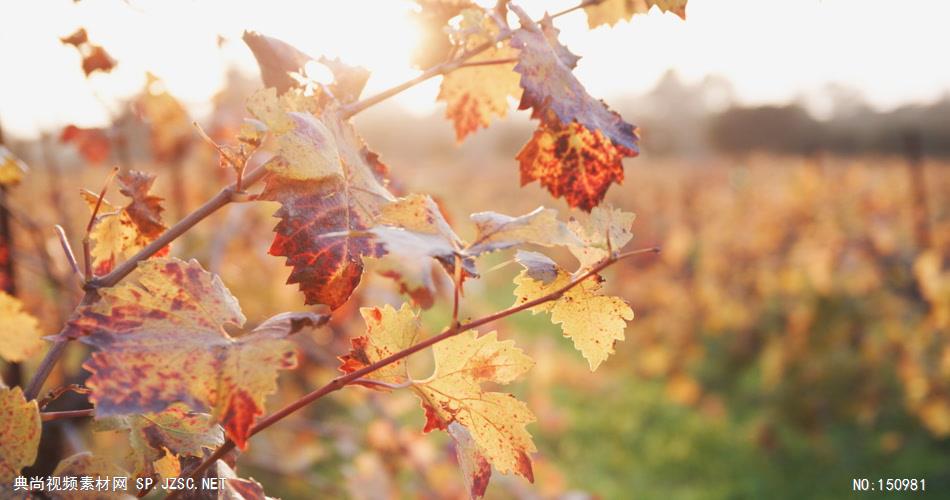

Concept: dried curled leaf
[[585, 0, 688, 28], [340, 306, 538, 486], [0, 146, 28, 186], [513, 265, 633, 371], [0, 292, 43, 362], [82, 171, 168, 276], [437, 8, 521, 141], [60, 125, 111, 164], [64, 258, 327, 449], [0, 386, 40, 482], [568, 205, 636, 269], [511, 14, 638, 210], [465, 206, 580, 256]]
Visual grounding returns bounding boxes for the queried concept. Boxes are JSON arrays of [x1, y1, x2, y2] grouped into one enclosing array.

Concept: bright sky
[[1, 0, 948, 138]]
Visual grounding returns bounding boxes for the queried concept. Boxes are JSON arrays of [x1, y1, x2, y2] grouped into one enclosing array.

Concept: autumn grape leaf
[[63, 258, 328, 449], [511, 12, 638, 210], [82, 170, 168, 276], [95, 403, 224, 481], [437, 8, 521, 141], [464, 206, 580, 256], [135, 73, 192, 162], [340, 306, 537, 484], [568, 205, 636, 269], [52, 453, 133, 498], [0, 292, 44, 362], [410, 0, 474, 69], [514, 250, 558, 285], [338, 303, 420, 386], [0, 146, 28, 186], [513, 263, 633, 371], [0, 386, 41, 482], [585, 0, 688, 28], [257, 103, 394, 309], [60, 125, 111, 164], [448, 422, 492, 499]]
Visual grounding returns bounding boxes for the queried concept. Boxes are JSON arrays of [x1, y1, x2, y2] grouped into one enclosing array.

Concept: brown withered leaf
[[410, 0, 474, 69], [243, 31, 313, 93], [63, 258, 328, 449], [258, 105, 394, 309], [511, 14, 638, 210], [82, 171, 168, 276], [60, 27, 89, 47], [585, 0, 688, 28], [60, 124, 111, 164], [0, 386, 41, 482], [465, 206, 580, 256], [340, 306, 537, 485], [82, 44, 117, 76], [437, 8, 521, 141]]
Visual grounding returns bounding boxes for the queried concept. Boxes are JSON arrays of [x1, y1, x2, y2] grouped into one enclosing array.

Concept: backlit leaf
[[63, 258, 328, 449], [465, 206, 580, 256], [513, 265, 633, 371], [511, 14, 638, 210], [0, 291, 44, 362], [82, 170, 168, 276], [448, 422, 492, 499], [0, 386, 40, 482], [568, 205, 636, 269], [585, 0, 688, 28], [410, 0, 474, 69], [339, 304, 421, 386], [437, 8, 521, 141]]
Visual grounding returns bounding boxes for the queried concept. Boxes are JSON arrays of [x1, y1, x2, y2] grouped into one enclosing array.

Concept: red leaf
[[60, 125, 111, 164]]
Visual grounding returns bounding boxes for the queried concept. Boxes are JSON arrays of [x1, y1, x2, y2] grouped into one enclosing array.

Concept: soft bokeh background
[[1, 1, 949, 499]]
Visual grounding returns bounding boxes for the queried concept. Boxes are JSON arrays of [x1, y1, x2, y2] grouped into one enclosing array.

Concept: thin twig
[[38, 384, 91, 409], [54, 225, 83, 281], [165, 246, 660, 497], [452, 254, 463, 327], [83, 167, 119, 279], [41, 408, 95, 422], [550, 0, 604, 19], [458, 58, 518, 68]]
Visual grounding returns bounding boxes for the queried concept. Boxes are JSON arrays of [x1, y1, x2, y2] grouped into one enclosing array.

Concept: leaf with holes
[[585, 0, 688, 28], [513, 263, 633, 371], [437, 8, 521, 141], [63, 258, 327, 449], [0, 386, 40, 482]]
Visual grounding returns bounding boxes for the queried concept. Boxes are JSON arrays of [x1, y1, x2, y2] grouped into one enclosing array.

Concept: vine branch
[[163, 246, 659, 497]]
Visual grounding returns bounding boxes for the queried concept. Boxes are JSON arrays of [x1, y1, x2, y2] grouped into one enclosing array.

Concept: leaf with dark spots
[[117, 171, 166, 239], [341, 306, 536, 483], [62, 258, 312, 449], [0, 386, 40, 482], [510, 12, 638, 210], [259, 107, 394, 310]]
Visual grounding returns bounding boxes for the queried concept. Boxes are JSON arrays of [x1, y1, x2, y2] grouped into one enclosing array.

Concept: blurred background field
[[2, 1, 950, 499]]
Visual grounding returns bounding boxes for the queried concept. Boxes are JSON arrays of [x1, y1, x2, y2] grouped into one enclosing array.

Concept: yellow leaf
[[568, 205, 636, 269], [513, 267, 632, 371], [437, 8, 521, 141], [585, 0, 688, 28], [0, 292, 44, 363], [412, 330, 536, 480], [339, 304, 420, 385], [0, 386, 40, 482], [0, 146, 28, 186], [52, 453, 133, 499]]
